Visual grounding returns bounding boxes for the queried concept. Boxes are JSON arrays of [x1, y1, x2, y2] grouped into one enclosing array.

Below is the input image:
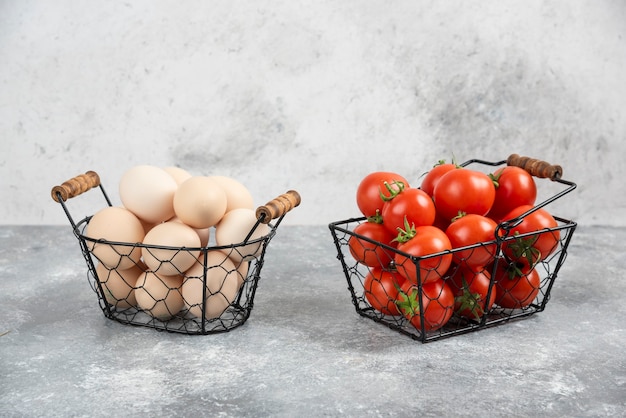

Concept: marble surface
[[1, 0, 626, 227], [1, 225, 624, 417]]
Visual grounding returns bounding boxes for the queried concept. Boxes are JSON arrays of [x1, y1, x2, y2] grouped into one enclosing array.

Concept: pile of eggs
[[85, 165, 269, 321]]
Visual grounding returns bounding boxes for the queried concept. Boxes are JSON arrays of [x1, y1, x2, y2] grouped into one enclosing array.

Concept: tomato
[[433, 168, 496, 222], [446, 265, 496, 320], [394, 225, 453, 285], [432, 212, 452, 232], [363, 267, 406, 315], [420, 161, 457, 197], [381, 187, 436, 235], [356, 171, 410, 218], [445, 213, 498, 270], [487, 166, 537, 222], [492, 258, 541, 309], [396, 278, 455, 332], [348, 221, 397, 268], [501, 205, 560, 267]]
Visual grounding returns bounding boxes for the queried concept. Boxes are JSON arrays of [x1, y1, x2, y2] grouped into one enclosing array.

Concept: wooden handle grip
[[51, 171, 101, 202], [255, 190, 301, 223], [506, 154, 563, 180]]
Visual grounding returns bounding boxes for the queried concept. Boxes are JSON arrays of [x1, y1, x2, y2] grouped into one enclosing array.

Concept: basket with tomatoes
[[329, 154, 577, 343]]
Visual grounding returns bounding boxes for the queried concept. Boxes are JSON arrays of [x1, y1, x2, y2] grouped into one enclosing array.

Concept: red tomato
[[445, 213, 498, 270], [381, 187, 436, 235], [432, 212, 452, 232], [363, 267, 406, 315], [493, 259, 541, 309], [433, 168, 496, 222], [446, 265, 496, 320], [394, 225, 453, 285], [356, 172, 410, 218], [501, 205, 560, 267], [348, 221, 397, 268], [487, 166, 537, 222], [420, 161, 457, 196], [396, 278, 455, 332]]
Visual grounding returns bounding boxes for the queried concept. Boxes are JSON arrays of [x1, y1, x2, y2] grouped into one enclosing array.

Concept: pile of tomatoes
[[348, 161, 562, 333]]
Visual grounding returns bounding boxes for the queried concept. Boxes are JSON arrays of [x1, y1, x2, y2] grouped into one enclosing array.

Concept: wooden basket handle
[[51, 171, 101, 202], [506, 154, 563, 180], [255, 190, 301, 223]]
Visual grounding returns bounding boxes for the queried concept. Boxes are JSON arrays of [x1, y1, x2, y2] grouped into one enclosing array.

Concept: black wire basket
[[52, 171, 300, 335], [329, 155, 577, 343]]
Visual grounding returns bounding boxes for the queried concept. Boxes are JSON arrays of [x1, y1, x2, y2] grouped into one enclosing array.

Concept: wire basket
[[329, 155, 577, 343], [51, 171, 300, 335]]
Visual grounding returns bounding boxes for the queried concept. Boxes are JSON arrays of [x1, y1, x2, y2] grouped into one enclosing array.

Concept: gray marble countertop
[[1, 225, 624, 417]]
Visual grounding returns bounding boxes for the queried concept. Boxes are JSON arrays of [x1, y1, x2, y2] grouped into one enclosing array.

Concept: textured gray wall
[[2, 1, 624, 226]]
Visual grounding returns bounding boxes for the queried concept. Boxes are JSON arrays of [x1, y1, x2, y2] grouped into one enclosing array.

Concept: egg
[[142, 221, 201, 275], [182, 251, 240, 320], [173, 176, 228, 229], [194, 227, 211, 247], [85, 206, 144, 269], [119, 165, 178, 224], [206, 175, 255, 213], [163, 166, 193, 185], [169, 215, 211, 247], [95, 262, 142, 309], [233, 259, 249, 288], [135, 271, 184, 320], [215, 208, 270, 263]]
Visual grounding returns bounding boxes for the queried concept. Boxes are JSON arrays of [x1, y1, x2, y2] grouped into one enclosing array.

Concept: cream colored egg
[[164, 166, 193, 185], [169, 215, 211, 247], [135, 271, 184, 320], [85, 206, 144, 269], [119, 165, 178, 224], [215, 208, 270, 263], [194, 227, 211, 247], [95, 262, 142, 309], [206, 175, 255, 213], [173, 176, 227, 229], [142, 221, 201, 275], [182, 251, 240, 320], [233, 259, 249, 288]]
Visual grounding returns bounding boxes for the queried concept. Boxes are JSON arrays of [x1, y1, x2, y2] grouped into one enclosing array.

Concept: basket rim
[[75, 214, 279, 252]]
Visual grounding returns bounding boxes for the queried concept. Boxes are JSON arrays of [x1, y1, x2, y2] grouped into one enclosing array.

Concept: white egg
[[135, 271, 184, 320], [215, 208, 270, 263], [142, 221, 201, 275], [182, 251, 240, 320], [85, 206, 144, 269], [163, 166, 193, 185], [169, 215, 211, 247], [95, 262, 142, 309], [173, 176, 227, 229], [206, 175, 255, 213], [119, 165, 178, 224]]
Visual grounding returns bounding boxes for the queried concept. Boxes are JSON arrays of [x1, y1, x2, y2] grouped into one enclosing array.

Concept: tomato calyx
[[454, 277, 485, 321], [506, 232, 541, 268], [395, 285, 420, 320], [366, 210, 384, 224], [379, 181, 406, 202], [499, 260, 525, 280], [488, 171, 502, 189], [392, 217, 417, 244], [450, 211, 467, 223]]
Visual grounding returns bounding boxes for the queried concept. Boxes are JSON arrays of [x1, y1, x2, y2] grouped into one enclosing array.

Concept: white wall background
[[1, 0, 624, 226]]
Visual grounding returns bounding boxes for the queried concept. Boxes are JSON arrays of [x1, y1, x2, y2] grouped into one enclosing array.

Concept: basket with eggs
[[51, 165, 300, 334]]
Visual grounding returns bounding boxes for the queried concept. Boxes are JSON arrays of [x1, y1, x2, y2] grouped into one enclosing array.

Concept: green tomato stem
[[379, 181, 405, 202]]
